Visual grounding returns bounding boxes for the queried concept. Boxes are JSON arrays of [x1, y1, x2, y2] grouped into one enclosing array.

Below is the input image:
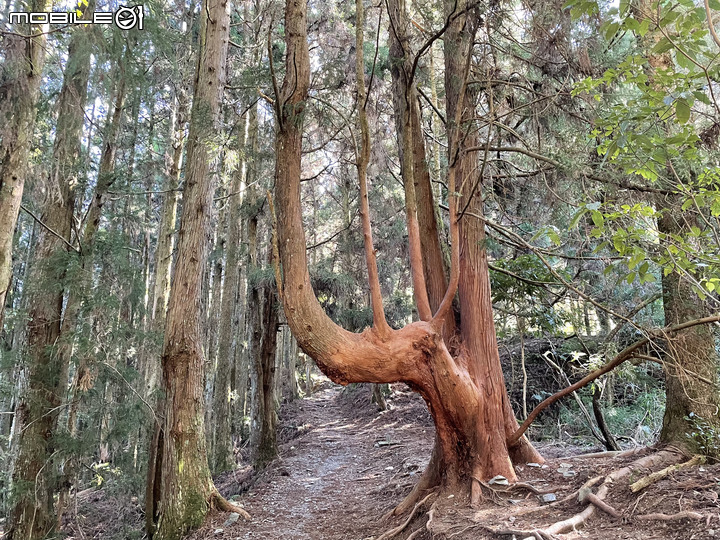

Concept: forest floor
[[63, 382, 720, 540]]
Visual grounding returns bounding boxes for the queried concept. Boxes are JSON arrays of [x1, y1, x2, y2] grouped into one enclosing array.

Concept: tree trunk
[[274, 0, 541, 514], [634, 0, 720, 456], [5, 8, 94, 537], [58, 39, 125, 519], [0, 0, 52, 328], [250, 254, 279, 468], [145, 0, 231, 536], [211, 107, 250, 473], [658, 203, 720, 455], [387, 0, 453, 338]]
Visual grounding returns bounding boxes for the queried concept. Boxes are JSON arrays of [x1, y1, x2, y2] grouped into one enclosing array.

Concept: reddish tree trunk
[[274, 0, 541, 514]]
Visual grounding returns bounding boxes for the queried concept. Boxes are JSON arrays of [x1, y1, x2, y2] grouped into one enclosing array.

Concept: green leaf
[[675, 52, 696, 71], [675, 99, 691, 124], [652, 37, 674, 54], [569, 208, 588, 229], [548, 229, 561, 246], [603, 21, 620, 41], [694, 91, 712, 105]]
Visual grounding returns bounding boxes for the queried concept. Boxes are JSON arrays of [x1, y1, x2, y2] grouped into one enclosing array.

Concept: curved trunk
[[146, 0, 231, 536], [275, 0, 540, 509]]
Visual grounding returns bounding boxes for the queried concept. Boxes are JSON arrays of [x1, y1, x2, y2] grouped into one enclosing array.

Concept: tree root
[[630, 454, 705, 493], [512, 449, 684, 537], [383, 470, 437, 519], [376, 492, 435, 540], [564, 448, 642, 460], [211, 490, 251, 520], [514, 475, 604, 516], [481, 525, 558, 539], [636, 511, 704, 521], [578, 487, 620, 517]]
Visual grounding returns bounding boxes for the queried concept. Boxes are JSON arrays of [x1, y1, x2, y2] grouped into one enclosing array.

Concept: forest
[[1, 0, 720, 537]]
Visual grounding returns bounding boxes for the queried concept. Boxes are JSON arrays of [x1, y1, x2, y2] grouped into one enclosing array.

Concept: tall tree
[[145, 0, 248, 536], [274, 0, 541, 514], [5, 6, 95, 537], [0, 0, 52, 327]]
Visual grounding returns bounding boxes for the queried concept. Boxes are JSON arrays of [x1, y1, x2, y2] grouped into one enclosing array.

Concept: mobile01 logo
[[9, 5, 144, 30]]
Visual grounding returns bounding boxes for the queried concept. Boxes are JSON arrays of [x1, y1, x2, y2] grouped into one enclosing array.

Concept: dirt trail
[[197, 384, 434, 540], [61, 383, 720, 540]]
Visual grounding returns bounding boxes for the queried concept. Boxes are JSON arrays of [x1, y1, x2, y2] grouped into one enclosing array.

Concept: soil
[[61, 382, 720, 540]]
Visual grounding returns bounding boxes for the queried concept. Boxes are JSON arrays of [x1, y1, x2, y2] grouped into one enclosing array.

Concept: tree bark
[[5, 8, 94, 537], [250, 251, 279, 468], [658, 204, 720, 455], [0, 0, 52, 329], [145, 0, 231, 536], [211, 108, 250, 473], [274, 0, 541, 512], [387, 0, 452, 337]]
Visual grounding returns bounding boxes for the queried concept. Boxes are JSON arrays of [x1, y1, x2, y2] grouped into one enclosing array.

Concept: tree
[[144, 0, 248, 536], [274, 0, 541, 511], [567, 0, 720, 454], [0, 0, 52, 328], [5, 6, 95, 536]]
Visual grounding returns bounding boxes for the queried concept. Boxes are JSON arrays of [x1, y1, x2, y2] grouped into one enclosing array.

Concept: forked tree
[[273, 0, 542, 511]]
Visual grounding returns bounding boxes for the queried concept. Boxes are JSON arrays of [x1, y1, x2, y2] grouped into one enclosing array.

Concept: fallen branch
[[532, 450, 683, 536], [578, 487, 620, 518], [630, 454, 705, 493], [637, 511, 704, 521], [376, 492, 434, 540]]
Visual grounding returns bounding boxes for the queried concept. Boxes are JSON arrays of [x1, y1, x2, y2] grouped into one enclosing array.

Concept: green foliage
[[685, 412, 720, 458]]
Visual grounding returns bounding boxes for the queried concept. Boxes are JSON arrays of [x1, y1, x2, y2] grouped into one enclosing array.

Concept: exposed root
[[565, 448, 642, 460], [384, 469, 437, 519], [481, 525, 558, 539], [211, 491, 251, 520], [425, 500, 438, 532], [514, 475, 604, 516], [376, 492, 435, 540], [523, 450, 684, 536], [636, 511, 704, 521], [630, 454, 705, 492], [578, 487, 620, 517]]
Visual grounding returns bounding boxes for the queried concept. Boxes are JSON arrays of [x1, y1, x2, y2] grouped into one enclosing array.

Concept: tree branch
[[508, 315, 720, 445], [20, 204, 80, 253]]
